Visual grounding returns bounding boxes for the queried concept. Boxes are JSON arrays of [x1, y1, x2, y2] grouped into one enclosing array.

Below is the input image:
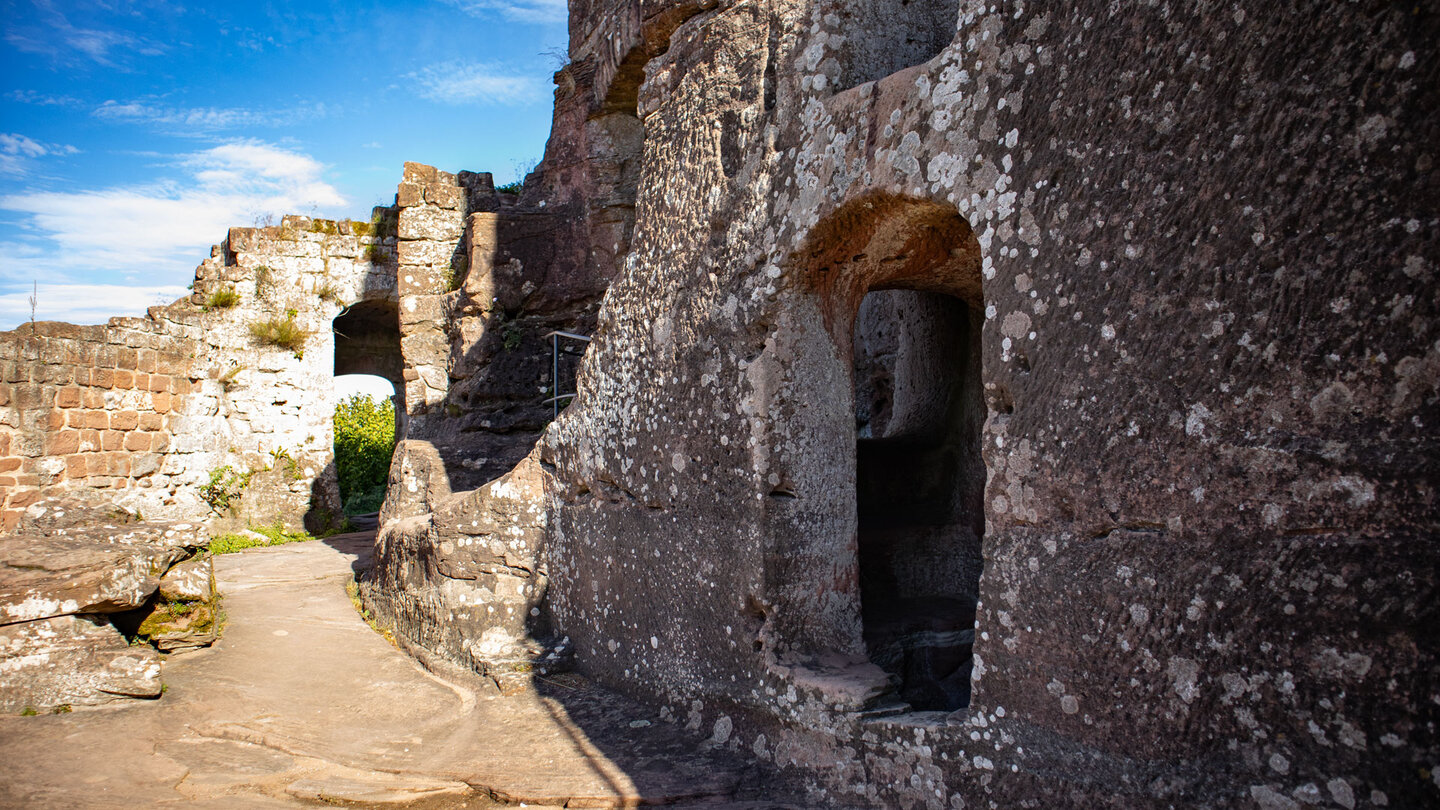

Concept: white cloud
[[7, 90, 84, 107], [5, 1, 160, 66], [94, 99, 330, 134], [0, 133, 79, 175], [444, 0, 567, 24], [0, 283, 191, 330], [410, 61, 545, 105], [0, 140, 345, 329]]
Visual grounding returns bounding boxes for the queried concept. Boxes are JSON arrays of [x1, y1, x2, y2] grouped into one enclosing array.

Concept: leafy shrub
[[503, 322, 523, 351], [249, 311, 308, 356], [204, 288, 240, 310], [333, 394, 396, 515], [496, 181, 522, 194], [199, 465, 253, 514], [269, 447, 303, 480]]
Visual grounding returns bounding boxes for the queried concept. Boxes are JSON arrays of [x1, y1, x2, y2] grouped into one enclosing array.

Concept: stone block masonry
[[0, 207, 402, 532], [0, 161, 534, 535], [0, 321, 208, 532]]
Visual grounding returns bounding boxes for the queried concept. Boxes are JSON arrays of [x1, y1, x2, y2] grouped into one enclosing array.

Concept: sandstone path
[[0, 533, 797, 809]]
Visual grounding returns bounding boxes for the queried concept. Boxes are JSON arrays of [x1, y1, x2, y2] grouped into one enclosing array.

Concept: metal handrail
[[545, 330, 591, 418]]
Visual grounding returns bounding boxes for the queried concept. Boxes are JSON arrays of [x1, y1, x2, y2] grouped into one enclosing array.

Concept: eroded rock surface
[[377, 1, 1440, 808], [0, 613, 161, 712], [365, 453, 563, 689], [0, 498, 215, 712]]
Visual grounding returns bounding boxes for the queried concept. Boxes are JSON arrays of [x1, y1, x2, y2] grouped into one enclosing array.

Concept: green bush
[[333, 394, 395, 515], [204, 288, 240, 310], [199, 465, 253, 514]]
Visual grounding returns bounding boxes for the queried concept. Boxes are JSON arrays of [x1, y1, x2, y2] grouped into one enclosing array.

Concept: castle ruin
[[2, 0, 1436, 807]]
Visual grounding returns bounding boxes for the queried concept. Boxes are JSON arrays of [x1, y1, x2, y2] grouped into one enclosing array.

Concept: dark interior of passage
[[854, 289, 985, 711]]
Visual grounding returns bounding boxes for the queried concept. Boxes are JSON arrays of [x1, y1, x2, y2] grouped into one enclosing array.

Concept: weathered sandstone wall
[[0, 320, 208, 531], [453, 0, 1434, 807], [361, 47, 647, 679]]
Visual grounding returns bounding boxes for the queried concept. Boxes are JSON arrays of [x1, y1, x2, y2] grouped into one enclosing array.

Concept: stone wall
[[364, 110, 630, 681], [371, 0, 1439, 808], [4, 0, 1428, 804], [0, 320, 208, 531], [0, 210, 399, 532]]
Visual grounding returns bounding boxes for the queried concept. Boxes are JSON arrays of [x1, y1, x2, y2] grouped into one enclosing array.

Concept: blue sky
[[0, 0, 566, 330]]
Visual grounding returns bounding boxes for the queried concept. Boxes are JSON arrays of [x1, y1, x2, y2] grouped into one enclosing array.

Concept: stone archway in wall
[[333, 299, 405, 430], [797, 194, 986, 712], [330, 299, 405, 519]]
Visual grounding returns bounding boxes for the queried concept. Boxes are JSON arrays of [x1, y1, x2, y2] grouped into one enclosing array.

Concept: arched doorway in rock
[[853, 290, 983, 711], [802, 195, 986, 712]]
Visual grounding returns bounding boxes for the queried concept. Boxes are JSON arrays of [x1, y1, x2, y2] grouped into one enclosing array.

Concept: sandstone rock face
[[365, 113, 628, 675], [0, 499, 215, 710], [158, 555, 215, 603], [0, 0, 1428, 804], [0, 614, 162, 712], [0, 535, 189, 622], [364, 453, 564, 689], [396, 0, 1434, 808], [380, 159, 614, 529], [137, 598, 218, 655]]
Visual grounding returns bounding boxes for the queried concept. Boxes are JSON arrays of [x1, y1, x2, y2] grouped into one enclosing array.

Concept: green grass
[[316, 281, 343, 305], [249, 312, 309, 356], [218, 364, 244, 390], [204, 288, 241, 310], [346, 578, 397, 647], [209, 522, 317, 555], [370, 209, 398, 239], [364, 244, 388, 263]]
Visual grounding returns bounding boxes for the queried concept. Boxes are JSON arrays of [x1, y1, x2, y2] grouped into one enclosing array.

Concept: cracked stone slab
[[285, 772, 472, 805], [0, 535, 765, 807], [0, 613, 161, 713], [0, 534, 191, 624]]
